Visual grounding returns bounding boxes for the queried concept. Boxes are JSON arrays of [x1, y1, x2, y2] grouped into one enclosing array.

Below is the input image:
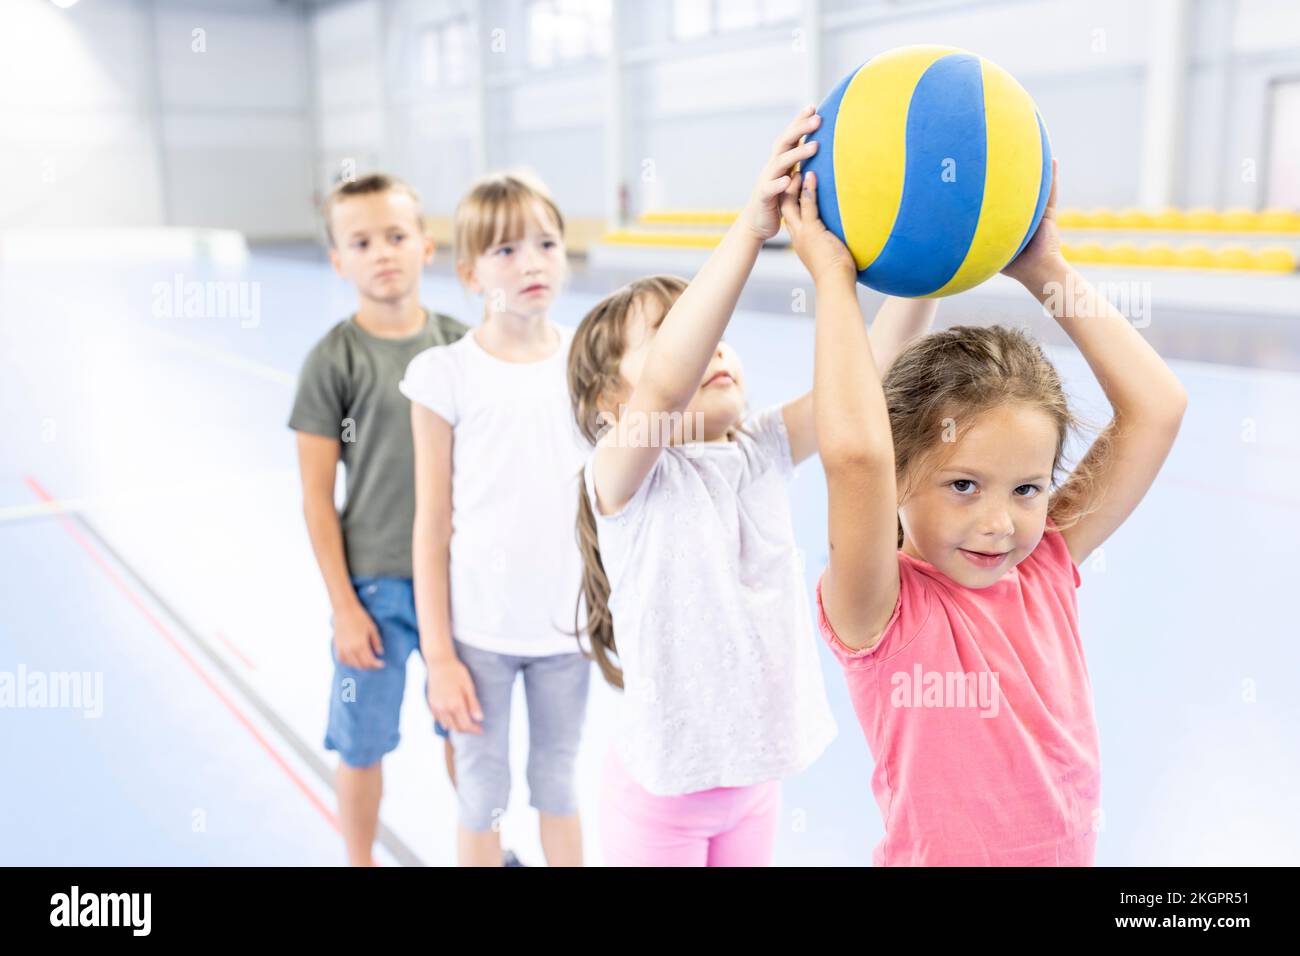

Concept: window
[[419, 19, 470, 88], [443, 21, 468, 86], [761, 0, 804, 23], [419, 29, 440, 86], [717, 0, 760, 32], [672, 0, 712, 39], [527, 0, 612, 70], [673, 0, 802, 40]]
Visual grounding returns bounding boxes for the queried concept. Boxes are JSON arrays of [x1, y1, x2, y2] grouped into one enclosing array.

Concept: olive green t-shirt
[[289, 310, 469, 578]]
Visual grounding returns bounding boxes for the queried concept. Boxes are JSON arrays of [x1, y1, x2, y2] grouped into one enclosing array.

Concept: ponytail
[[574, 478, 622, 688]]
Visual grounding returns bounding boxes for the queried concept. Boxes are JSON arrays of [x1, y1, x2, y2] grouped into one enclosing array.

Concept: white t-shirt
[[584, 405, 837, 795], [400, 324, 587, 657]]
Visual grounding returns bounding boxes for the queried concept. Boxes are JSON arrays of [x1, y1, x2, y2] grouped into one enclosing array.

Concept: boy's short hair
[[452, 170, 565, 265], [322, 172, 424, 247]]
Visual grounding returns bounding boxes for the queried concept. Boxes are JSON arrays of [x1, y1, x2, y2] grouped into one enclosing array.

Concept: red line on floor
[[23, 474, 340, 836], [215, 631, 257, 671]]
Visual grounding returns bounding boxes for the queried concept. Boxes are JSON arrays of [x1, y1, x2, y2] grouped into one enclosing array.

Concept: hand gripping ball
[[802, 45, 1053, 297]]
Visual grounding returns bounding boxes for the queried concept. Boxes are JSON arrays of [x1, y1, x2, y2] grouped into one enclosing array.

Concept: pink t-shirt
[[817, 519, 1101, 866]]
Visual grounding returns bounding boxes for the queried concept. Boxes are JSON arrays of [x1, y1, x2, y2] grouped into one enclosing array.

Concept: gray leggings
[[449, 639, 591, 832]]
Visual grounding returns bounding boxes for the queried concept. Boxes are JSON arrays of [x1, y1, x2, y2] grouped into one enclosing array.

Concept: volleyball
[[802, 44, 1053, 297]]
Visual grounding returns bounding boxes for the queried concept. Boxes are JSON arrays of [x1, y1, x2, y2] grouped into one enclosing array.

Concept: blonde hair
[[884, 324, 1113, 546], [566, 276, 690, 689], [321, 172, 423, 247], [452, 170, 566, 267]]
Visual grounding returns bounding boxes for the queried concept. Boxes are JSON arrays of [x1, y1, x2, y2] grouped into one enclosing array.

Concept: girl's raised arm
[[785, 172, 901, 651], [1004, 163, 1188, 565], [781, 296, 937, 466], [591, 107, 823, 515]]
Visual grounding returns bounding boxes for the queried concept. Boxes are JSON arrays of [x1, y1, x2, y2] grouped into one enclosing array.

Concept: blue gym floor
[[1, 249, 1296, 865]]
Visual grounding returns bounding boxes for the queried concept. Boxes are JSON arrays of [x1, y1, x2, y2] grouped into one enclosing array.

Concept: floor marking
[[21, 474, 426, 867]]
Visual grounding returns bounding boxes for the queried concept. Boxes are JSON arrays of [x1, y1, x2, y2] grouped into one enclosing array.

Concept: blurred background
[[6, 0, 1300, 237], [1, 0, 1297, 867]]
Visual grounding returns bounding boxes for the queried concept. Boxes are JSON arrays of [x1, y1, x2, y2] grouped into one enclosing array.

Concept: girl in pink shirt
[[781, 162, 1188, 865]]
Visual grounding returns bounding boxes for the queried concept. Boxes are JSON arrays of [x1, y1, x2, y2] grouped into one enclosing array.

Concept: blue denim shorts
[[324, 576, 449, 768]]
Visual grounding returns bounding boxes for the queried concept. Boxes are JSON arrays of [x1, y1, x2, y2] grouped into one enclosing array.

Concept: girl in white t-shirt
[[403, 172, 590, 867], [567, 107, 938, 865]]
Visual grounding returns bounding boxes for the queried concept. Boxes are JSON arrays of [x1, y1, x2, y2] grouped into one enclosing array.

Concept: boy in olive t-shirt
[[290, 173, 467, 867]]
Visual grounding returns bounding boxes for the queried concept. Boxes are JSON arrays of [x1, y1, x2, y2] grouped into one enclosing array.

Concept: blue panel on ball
[[1011, 111, 1053, 262], [861, 53, 986, 297], [803, 63, 858, 249]]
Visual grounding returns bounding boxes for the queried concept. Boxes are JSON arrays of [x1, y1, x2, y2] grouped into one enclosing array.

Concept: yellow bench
[[628, 206, 1300, 239], [1057, 207, 1300, 233], [1059, 240, 1297, 272], [638, 210, 740, 227], [602, 229, 727, 249]]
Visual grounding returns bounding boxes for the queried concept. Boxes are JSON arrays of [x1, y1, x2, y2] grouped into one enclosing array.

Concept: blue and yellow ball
[[802, 45, 1053, 297]]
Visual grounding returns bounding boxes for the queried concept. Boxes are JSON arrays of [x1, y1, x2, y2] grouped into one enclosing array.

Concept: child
[[290, 173, 468, 867], [403, 172, 591, 868], [568, 106, 937, 866], [783, 162, 1188, 865]]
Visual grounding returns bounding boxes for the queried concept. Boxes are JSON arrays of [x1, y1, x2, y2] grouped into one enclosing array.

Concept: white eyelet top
[[583, 405, 837, 795]]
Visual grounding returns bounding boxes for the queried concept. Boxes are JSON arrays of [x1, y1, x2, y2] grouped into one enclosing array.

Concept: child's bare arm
[[869, 297, 939, 378], [780, 393, 816, 465], [592, 107, 823, 513], [411, 404, 483, 733], [781, 297, 936, 465], [1005, 162, 1188, 565], [410, 406, 455, 664], [296, 432, 382, 668], [786, 172, 901, 650]]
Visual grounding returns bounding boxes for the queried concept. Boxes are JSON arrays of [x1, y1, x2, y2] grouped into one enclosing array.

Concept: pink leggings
[[599, 745, 782, 867]]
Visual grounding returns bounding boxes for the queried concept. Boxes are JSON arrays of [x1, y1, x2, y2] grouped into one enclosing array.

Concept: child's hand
[[334, 601, 384, 669], [781, 170, 858, 288], [426, 656, 484, 734], [741, 105, 823, 242], [1002, 158, 1067, 289]]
